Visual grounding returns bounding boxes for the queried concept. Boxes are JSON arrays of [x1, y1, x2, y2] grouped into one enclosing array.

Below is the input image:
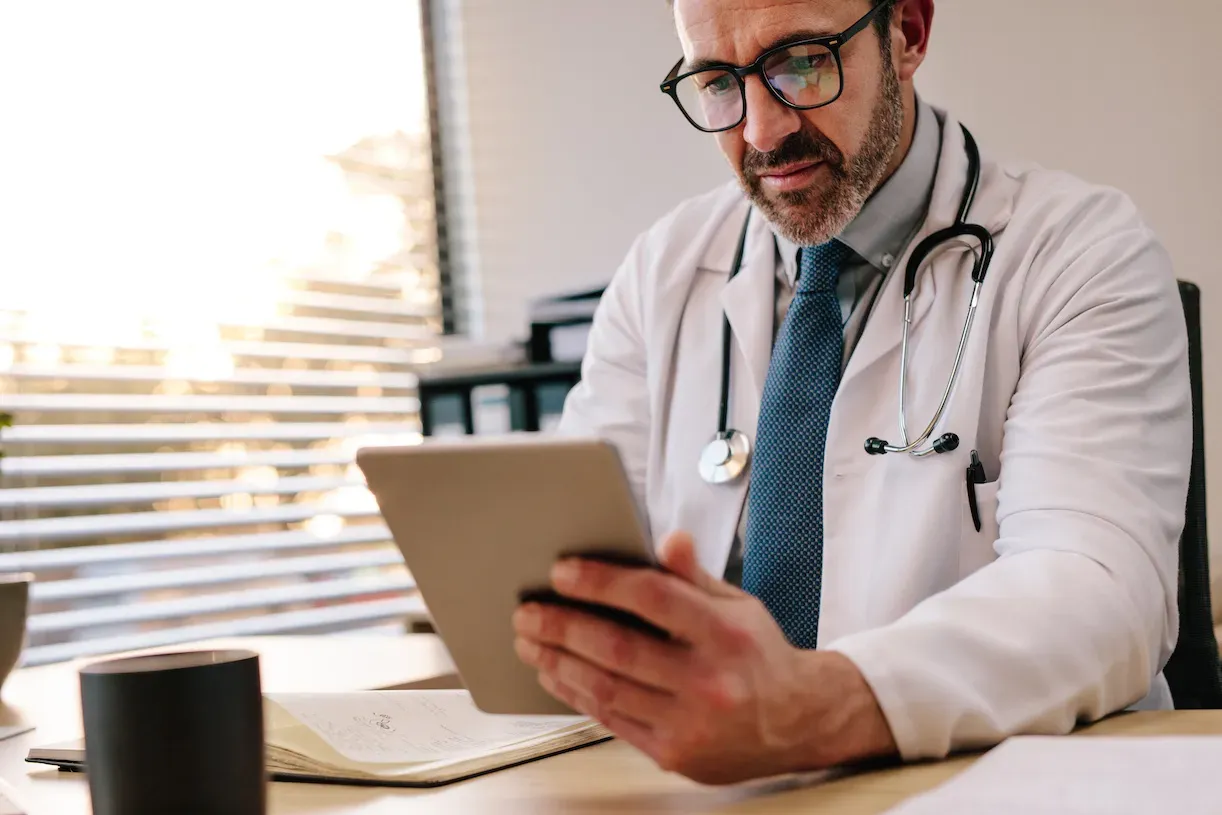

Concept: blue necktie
[[742, 240, 849, 649]]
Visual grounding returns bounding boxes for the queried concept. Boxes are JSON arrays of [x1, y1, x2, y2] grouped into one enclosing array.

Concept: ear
[[890, 0, 934, 84]]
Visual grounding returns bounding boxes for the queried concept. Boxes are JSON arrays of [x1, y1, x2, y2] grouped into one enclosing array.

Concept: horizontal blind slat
[[0, 503, 378, 543], [28, 574, 418, 634], [0, 526, 392, 571], [30, 549, 406, 602], [0, 476, 360, 510], [1, 394, 420, 415], [282, 289, 436, 319], [1, 422, 413, 445], [22, 597, 429, 667], [3, 364, 419, 389], [0, 334, 417, 365], [2, 448, 362, 477]]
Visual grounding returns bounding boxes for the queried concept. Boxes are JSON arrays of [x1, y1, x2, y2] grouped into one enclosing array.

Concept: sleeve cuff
[[825, 630, 935, 762]]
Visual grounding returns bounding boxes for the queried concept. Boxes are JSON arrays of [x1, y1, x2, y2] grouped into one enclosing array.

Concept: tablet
[[356, 436, 657, 715]]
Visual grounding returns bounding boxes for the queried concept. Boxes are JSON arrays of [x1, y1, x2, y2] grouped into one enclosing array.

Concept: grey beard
[[742, 63, 905, 247]]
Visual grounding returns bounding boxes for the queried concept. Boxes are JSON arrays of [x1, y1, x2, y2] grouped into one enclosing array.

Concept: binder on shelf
[[416, 286, 605, 437], [527, 285, 605, 364]]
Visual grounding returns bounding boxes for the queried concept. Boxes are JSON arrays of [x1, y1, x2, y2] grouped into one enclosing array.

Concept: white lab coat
[[558, 109, 1193, 760]]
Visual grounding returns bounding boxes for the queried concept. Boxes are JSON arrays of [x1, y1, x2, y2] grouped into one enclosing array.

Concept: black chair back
[[1163, 281, 1222, 708]]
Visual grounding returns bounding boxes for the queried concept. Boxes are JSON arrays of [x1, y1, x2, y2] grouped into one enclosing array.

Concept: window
[[0, 1, 448, 663]]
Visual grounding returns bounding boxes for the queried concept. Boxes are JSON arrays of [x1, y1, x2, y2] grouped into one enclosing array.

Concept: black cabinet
[[416, 360, 583, 436], [417, 285, 604, 437]]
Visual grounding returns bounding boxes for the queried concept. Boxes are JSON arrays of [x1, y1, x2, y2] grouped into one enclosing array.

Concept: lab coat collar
[[697, 108, 1019, 407], [839, 108, 1018, 388], [921, 107, 1016, 239], [775, 94, 944, 283]]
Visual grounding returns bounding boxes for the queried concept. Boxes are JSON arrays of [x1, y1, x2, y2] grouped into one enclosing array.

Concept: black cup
[[80, 649, 266, 815]]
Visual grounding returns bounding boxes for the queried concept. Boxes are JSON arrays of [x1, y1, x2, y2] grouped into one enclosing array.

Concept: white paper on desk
[[884, 736, 1222, 815], [0, 777, 24, 815], [266, 690, 587, 765], [0, 724, 32, 743]]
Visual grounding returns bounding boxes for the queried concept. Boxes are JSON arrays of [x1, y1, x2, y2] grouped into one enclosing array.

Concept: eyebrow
[[684, 28, 838, 74]]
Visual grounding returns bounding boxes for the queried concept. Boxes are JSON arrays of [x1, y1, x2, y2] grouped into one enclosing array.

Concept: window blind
[[0, 263, 441, 666], [0, 0, 452, 665]]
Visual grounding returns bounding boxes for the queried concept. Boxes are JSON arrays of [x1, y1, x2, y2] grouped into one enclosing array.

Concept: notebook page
[[266, 690, 588, 765], [884, 736, 1222, 815]]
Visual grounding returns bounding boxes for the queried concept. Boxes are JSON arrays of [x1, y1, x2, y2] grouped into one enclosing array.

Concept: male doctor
[[512, 0, 1192, 784]]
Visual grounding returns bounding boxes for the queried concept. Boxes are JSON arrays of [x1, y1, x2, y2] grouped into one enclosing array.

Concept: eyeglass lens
[[673, 43, 841, 132]]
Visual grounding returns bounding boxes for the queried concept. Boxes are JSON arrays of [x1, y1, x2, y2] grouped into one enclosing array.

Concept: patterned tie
[[742, 240, 849, 649]]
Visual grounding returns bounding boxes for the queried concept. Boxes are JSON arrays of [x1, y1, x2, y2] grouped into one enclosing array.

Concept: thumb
[[657, 531, 741, 598]]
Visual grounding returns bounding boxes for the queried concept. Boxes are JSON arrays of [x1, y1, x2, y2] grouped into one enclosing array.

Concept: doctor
[[512, 0, 1192, 784]]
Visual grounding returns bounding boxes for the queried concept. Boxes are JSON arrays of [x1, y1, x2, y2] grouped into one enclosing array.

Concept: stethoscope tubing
[[887, 277, 983, 456], [701, 124, 991, 483]]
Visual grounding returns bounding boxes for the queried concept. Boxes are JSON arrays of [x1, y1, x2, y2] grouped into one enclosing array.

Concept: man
[[512, 0, 1191, 785]]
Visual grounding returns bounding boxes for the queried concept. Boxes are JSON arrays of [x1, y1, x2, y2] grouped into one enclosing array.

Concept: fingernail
[[551, 559, 581, 589], [514, 605, 541, 635], [515, 637, 541, 664]]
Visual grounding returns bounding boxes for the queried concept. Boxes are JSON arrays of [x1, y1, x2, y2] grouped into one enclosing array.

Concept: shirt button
[[881, 253, 895, 269]]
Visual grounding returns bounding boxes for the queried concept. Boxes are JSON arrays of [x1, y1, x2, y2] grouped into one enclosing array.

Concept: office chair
[[1162, 281, 1222, 709]]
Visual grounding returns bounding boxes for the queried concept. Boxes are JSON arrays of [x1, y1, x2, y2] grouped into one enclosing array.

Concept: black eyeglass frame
[[658, 0, 892, 133]]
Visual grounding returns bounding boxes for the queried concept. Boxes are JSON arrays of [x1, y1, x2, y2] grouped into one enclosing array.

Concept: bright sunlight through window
[[0, 1, 439, 665]]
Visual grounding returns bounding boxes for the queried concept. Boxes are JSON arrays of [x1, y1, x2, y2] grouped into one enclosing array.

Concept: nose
[[740, 75, 801, 154]]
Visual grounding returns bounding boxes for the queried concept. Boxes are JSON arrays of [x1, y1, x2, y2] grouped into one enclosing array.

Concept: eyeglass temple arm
[[839, 0, 895, 44], [660, 58, 685, 91]]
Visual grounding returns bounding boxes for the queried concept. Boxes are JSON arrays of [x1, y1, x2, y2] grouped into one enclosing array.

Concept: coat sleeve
[[556, 232, 653, 525], [825, 188, 1192, 760]]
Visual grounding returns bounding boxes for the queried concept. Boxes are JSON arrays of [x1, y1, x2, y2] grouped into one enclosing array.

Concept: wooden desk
[[1, 635, 1219, 814]]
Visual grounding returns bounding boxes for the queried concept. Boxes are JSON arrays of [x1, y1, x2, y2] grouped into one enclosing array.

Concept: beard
[[738, 61, 905, 247]]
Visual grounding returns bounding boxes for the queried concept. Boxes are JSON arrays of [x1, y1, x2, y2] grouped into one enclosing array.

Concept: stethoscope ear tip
[[933, 433, 961, 454], [864, 438, 889, 456], [863, 433, 960, 457]]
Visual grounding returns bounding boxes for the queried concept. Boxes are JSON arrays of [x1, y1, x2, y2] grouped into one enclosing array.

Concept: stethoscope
[[698, 124, 995, 485]]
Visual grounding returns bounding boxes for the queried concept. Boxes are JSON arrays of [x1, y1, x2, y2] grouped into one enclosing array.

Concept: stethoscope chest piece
[[699, 429, 751, 484]]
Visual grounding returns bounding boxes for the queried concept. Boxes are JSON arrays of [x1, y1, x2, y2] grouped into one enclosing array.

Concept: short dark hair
[[666, 0, 898, 52], [871, 0, 898, 49]]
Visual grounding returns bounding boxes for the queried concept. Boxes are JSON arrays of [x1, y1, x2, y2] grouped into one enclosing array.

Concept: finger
[[550, 558, 723, 645], [656, 532, 742, 599], [525, 641, 675, 725], [538, 674, 660, 758], [537, 672, 598, 719], [601, 712, 665, 766], [513, 603, 693, 693]]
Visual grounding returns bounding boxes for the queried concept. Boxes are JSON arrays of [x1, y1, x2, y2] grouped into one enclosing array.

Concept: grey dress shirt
[[724, 96, 943, 586]]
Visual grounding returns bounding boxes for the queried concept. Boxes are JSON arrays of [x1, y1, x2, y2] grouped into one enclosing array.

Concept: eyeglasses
[[658, 0, 891, 133]]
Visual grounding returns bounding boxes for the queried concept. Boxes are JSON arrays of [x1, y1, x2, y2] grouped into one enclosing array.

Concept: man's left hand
[[512, 532, 897, 785]]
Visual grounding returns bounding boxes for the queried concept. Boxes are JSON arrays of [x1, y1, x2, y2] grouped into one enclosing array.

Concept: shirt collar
[[775, 95, 941, 286]]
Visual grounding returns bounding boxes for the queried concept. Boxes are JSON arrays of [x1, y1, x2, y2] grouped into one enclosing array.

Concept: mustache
[[742, 128, 845, 176]]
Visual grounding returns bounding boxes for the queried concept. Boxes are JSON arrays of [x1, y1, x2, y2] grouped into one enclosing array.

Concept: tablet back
[[356, 436, 653, 715]]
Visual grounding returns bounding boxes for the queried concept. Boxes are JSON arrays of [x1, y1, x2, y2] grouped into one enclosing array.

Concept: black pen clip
[[966, 450, 986, 533]]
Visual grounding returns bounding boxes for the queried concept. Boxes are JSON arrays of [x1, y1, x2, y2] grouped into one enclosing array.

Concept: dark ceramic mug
[[80, 649, 266, 815]]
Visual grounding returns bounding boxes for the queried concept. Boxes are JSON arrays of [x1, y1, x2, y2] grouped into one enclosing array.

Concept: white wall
[[444, 0, 726, 344], [444, 0, 1219, 566], [915, 0, 1221, 579]]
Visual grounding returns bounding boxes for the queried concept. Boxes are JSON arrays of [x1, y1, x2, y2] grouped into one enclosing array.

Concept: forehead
[[673, 0, 869, 64]]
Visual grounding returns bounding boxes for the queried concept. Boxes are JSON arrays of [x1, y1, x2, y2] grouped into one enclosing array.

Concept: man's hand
[[511, 532, 897, 784]]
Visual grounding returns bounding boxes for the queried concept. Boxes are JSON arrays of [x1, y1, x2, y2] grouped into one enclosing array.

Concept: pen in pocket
[[966, 450, 987, 533]]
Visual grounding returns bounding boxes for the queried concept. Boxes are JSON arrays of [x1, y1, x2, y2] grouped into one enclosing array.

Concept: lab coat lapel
[[674, 200, 774, 577], [840, 112, 1015, 390], [708, 205, 777, 408]]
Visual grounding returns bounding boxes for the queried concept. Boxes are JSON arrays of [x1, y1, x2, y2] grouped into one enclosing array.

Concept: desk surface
[[2, 635, 1220, 815]]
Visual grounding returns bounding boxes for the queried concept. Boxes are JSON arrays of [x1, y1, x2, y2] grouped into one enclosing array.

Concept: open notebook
[[27, 690, 611, 787]]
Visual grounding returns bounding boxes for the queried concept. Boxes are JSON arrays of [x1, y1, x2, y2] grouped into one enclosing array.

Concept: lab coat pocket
[[960, 479, 1001, 577]]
